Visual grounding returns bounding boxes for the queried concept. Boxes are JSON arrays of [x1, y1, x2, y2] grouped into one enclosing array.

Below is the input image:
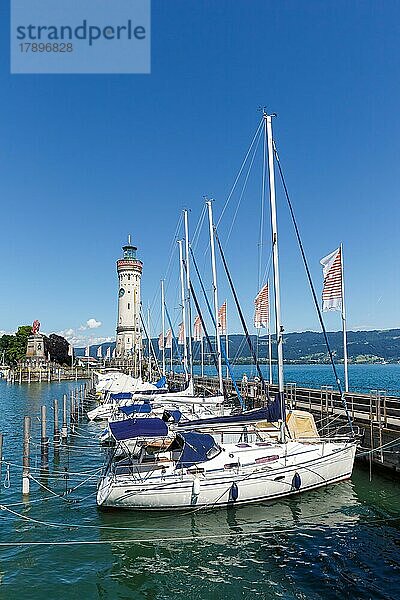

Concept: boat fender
[[230, 482, 239, 501], [192, 477, 201, 497], [292, 472, 301, 491]]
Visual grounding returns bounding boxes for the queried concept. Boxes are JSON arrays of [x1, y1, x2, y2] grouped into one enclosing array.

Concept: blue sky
[[1, 1, 399, 346]]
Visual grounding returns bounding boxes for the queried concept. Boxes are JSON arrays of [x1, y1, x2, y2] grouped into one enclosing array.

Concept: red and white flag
[[165, 328, 173, 349], [178, 322, 185, 345], [254, 282, 269, 328], [218, 301, 227, 335], [193, 315, 203, 342], [158, 332, 164, 350], [320, 247, 343, 312]]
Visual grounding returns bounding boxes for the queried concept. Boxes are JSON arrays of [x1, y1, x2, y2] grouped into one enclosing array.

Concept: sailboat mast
[[207, 200, 224, 396], [183, 210, 194, 382], [265, 113, 285, 421], [147, 306, 152, 381], [178, 240, 189, 380], [268, 279, 273, 384], [161, 279, 166, 376], [340, 243, 349, 393]]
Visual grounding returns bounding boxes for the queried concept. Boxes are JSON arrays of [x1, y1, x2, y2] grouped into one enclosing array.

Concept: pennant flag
[[218, 302, 227, 335], [158, 332, 164, 350], [105, 346, 111, 360], [165, 328, 173, 349], [178, 322, 185, 345], [320, 247, 343, 312], [97, 345, 103, 359], [254, 283, 269, 328], [193, 315, 203, 342], [85, 345, 90, 357]]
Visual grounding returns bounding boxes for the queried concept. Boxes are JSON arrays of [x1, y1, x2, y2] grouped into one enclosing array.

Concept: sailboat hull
[[97, 441, 357, 510]]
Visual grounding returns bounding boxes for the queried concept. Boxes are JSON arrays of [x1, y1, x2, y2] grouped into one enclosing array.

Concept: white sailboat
[[97, 112, 357, 510]]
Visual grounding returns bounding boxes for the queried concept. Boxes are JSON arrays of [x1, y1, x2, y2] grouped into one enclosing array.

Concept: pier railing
[[169, 372, 400, 473]]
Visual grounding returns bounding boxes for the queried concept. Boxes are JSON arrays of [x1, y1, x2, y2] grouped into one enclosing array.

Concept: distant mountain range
[[76, 328, 400, 364]]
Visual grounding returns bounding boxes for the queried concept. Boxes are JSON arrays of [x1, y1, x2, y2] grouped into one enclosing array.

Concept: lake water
[[0, 366, 399, 599], [193, 363, 400, 397]]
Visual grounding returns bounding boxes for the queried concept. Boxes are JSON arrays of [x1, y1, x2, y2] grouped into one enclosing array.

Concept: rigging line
[[185, 260, 220, 375], [258, 111, 268, 293], [273, 143, 354, 436], [216, 118, 264, 228], [164, 302, 185, 372], [214, 231, 267, 392], [140, 311, 162, 378], [256, 247, 273, 362], [225, 125, 263, 246], [163, 213, 183, 282], [188, 250, 243, 406], [191, 204, 207, 251]]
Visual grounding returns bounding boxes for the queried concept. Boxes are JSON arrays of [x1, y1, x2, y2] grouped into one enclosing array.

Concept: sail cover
[[154, 376, 167, 389], [110, 392, 133, 401], [176, 432, 218, 468], [109, 418, 168, 441], [118, 404, 152, 416]]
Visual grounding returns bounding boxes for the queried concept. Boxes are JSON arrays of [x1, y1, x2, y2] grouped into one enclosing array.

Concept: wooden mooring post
[[41, 405, 49, 467], [22, 416, 30, 496], [70, 393, 75, 433], [53, 398, 60, 452], [61, 394, 68, 440]]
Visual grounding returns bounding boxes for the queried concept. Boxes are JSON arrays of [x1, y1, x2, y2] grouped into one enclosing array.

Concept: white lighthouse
[[115, 236, 143, 361]]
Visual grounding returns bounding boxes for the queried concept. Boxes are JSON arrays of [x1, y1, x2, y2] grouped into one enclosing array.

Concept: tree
[[0, 325, 32, 365]]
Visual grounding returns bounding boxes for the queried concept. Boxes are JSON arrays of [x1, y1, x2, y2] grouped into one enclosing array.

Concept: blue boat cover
[[162, 409, 182, 423], [118, 404, 152, 416], [176, 432, 217, 468], [154, 376, 167, 389], [110, 392, 133, 401], [109, 417, 168, 441], [267, 394, 284, 422]]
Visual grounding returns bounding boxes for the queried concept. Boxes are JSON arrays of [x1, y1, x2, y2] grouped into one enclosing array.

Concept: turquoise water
[[194, 363, 400, 397], [0, 368, 399, 599]]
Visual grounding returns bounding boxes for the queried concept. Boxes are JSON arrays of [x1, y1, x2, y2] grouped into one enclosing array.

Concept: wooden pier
[[5, 366, 92, 384], [170, 373, 400, 475]]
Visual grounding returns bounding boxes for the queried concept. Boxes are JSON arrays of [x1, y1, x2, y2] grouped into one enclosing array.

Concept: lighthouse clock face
[[119, 287, 125, 298]]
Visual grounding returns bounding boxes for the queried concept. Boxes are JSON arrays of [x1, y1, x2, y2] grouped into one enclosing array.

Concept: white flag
[[97, 345, 103, 358], [112, 348, 116, 359], [68, 344, 74, 357], [85, 345, 90, 357], [320, 247, 343, 312], [105, 346, 111, 360]]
